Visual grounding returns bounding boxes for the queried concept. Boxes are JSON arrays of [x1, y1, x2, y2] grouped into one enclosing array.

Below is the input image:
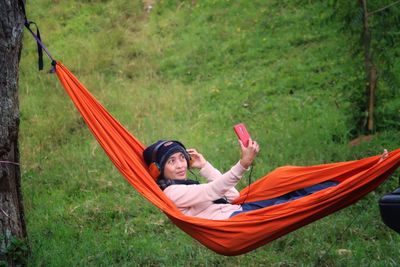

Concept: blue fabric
[[230, 181, 338, 217]]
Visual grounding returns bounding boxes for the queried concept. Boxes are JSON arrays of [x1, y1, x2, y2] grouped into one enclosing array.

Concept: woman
[[143, 139, 339, 220]]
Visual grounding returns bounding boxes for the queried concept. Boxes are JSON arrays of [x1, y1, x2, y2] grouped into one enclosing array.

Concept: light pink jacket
[[163, 161, 247, 220]]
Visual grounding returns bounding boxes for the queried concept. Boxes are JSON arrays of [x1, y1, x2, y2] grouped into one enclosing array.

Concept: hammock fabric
[[54, 62, 400, 256]]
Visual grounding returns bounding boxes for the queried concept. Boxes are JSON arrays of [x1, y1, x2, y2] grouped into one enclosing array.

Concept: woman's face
[[163, 152, 188, 180]]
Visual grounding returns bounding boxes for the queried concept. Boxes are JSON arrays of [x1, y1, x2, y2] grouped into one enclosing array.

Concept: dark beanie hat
[[143, 140, 189, 175]]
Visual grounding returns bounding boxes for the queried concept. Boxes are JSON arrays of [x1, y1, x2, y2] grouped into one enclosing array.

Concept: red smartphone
[[233, 123, 251, 147]]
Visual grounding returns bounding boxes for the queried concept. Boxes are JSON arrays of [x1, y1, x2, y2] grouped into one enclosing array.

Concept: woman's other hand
[[239, 138, 260, 169], [378, 149, 389, 163], [186, 148, 207, 169]]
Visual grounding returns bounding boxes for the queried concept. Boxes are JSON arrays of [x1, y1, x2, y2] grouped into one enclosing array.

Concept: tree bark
[[0, 0, 27, 265], [360, 0, 378, 132]]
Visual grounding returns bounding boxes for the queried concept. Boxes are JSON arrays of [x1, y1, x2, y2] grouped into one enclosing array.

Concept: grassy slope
[[20, 0, 399, 266]]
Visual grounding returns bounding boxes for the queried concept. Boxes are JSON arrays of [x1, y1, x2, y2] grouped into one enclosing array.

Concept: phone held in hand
[[233, 123, 251, 147]]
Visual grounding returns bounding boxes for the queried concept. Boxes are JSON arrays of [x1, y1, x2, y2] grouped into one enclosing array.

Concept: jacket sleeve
[[199, 161, 241, 201], [199, 161, 222, 182], [164, 161, 246, 208]]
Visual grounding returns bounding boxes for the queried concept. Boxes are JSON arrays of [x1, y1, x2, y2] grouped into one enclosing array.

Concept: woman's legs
[[230, 180, 338, 217]]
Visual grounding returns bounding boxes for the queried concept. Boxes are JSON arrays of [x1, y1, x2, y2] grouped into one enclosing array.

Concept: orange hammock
[[54, 61, 400, 256]]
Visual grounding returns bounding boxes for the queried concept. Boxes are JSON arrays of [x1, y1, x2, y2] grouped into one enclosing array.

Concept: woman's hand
[[186, 148, 207, 169], [239, 138, 260, 169]]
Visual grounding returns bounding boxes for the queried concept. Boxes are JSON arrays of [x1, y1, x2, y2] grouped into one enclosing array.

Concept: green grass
[[20, 0, 400, 266]]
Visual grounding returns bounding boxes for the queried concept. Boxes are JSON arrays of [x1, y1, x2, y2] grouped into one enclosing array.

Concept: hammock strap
[[19, 0, 56, 71]]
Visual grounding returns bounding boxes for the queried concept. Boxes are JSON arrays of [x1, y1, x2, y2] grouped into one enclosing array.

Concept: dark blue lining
[[230, 181, 339, 217]]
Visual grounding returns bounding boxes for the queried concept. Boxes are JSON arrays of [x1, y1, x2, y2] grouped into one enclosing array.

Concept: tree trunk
[[0, 0, 27, 266], [360, 0, 378, 132]]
